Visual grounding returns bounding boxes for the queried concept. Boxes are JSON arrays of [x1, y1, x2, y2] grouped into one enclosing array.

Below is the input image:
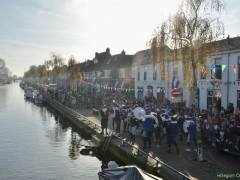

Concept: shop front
[[137, 87, 144, 100], [207, 89, 221, 110], [157, 87, 165, 103], [147, 85, 153, 99]]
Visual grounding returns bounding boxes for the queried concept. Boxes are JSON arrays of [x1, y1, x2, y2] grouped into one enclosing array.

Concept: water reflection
[[69, 130, 82, 160], [0, 84, 102, 180]]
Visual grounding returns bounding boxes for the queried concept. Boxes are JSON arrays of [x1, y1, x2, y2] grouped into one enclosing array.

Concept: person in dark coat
[[115, 105, 121, 137], [166, 116, 180, 154], [100, 105, 109, 135]]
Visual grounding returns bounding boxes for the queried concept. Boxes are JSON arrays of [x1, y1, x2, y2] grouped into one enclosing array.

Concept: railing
[[201, 128, 240, 155], [112, 135, 192, 180], [43, 93, 102, 130], [43, 93, 192, 180]]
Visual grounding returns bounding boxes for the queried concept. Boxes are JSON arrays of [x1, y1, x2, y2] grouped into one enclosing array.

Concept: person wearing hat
[[111, 103, 117, 129], [100, 105, 109, 135], [178, 111, 185, 141], [166, 115, 180, 154], [129, 112, 138, 140], [115, 105, 121, 137], [121, 106, 128, 132], [186, 116, 197, 152], [141, 109, 156, 149], [157, 114, 170, 147]]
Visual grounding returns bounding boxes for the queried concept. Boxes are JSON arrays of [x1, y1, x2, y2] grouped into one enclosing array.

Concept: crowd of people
[[32, 83, 240, 156]]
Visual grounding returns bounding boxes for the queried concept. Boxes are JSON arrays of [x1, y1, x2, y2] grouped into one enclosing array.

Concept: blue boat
[[34, 94, 47, 104]]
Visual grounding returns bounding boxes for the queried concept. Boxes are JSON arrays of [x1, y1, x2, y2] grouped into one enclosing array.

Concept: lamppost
[[210, 80, 217, 114]]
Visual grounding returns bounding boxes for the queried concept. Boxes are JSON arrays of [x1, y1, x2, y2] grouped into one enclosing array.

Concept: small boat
[[24, 87, 37, 99], [19, 80, 25, 87], [98, 161, 163, 180], [34, 94, 47, 104]]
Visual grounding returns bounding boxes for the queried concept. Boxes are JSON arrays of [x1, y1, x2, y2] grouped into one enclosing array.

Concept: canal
[[0, 83, 110, 180]]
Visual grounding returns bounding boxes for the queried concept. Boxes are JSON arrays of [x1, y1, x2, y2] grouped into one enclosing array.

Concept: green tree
[[148, 0, 225, 105]]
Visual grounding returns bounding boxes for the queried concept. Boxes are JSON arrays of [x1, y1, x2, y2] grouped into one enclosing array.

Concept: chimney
[[226, 35, 230, 44], [106, 48, 110, 53], [95, 52, 98, 58], [121, 49, 125, 55]]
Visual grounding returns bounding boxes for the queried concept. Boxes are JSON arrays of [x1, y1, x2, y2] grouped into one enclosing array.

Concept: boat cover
[[98, 165, 162, 180]]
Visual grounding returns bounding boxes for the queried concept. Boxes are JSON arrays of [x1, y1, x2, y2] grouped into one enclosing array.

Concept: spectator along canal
[[0, 83, 122, 180]]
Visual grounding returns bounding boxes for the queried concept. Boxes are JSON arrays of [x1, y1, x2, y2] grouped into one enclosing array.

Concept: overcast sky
[[0, 0, 240, 77]]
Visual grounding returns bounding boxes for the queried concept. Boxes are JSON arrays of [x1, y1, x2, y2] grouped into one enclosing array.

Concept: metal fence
[[201, 126, 240, 155], [43, 93, 102, 130]]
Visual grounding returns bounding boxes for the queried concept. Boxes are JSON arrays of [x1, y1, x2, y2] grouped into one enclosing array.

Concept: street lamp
[[210, 80, 217, 114]]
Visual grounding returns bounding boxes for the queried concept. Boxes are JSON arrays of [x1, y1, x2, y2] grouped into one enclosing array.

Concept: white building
[[199, 36, 240, 111], [133, 36, 240, 110]]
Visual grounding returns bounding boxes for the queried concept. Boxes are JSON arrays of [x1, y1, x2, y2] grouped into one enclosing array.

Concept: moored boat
[[34, 94, 47, 104], [98, 161, 162, 180], [24, 87, 37, 99]]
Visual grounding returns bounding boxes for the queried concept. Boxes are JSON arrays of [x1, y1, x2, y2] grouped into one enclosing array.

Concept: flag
[[211, 64, 216, 73], [114, 81, 119, 88], [172, 77, 180, 89], [121, 81, 125, 89], [91, 78, 96, 85], [222, 65, 226, 72]]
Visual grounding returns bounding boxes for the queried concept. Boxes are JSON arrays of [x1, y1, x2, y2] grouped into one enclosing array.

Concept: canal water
[[0, 83, 104, 180]]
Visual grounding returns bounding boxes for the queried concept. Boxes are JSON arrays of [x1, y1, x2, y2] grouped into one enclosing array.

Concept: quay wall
[[43, 95, 192, 180]]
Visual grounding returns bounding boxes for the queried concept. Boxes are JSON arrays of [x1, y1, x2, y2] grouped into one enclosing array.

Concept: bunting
[[211, 64, 216, 73], [221, 65, 226, 72], [232, 65, 237, 74]]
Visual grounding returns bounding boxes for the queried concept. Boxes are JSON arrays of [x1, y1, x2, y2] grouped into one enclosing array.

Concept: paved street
[[75, 106, 240, 180]]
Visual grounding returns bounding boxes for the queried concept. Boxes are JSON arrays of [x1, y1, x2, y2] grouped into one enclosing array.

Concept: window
[[207, 89, 222, 110], [126, 68, 132, 77], [93, 58, 98, 64], [238, 57, 240, 79], [132, 67, 135, 78], [237, 91, 240, 109], [137, 67, 140, 81], [119, 68, 125, 78], [215, 58, 222, 79], [153, 67, 156, 80], [144, 66, 147, 81], [104, 70, 110, 77], [200, 67, 207, 79]]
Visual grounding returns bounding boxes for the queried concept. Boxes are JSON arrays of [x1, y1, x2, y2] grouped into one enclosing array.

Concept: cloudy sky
[[0, 0, 240, 77]]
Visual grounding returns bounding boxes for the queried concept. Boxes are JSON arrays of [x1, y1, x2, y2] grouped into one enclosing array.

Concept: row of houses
[[57, 36, 240, 111]]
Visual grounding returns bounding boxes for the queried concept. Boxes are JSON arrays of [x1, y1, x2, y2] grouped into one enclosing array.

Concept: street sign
[[172, 98, 181, 103], [172, 88, 181, 98]]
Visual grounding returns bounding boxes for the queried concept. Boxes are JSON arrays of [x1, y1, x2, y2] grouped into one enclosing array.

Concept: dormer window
[[94, 58, 98, 64], [119, 68, 125, 78]]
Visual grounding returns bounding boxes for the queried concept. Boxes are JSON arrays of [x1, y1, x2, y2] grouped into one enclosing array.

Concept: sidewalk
[[76, 107, 240, 180]]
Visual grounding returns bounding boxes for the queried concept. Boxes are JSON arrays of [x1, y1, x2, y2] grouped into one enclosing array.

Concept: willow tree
[[49, 52, 65, 78], [68, 55, 82, 89], [44, 59, 53, 81], [28, 65, 38, 81], [148, 0, 225, 105], [37, 64, 47, 83]]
